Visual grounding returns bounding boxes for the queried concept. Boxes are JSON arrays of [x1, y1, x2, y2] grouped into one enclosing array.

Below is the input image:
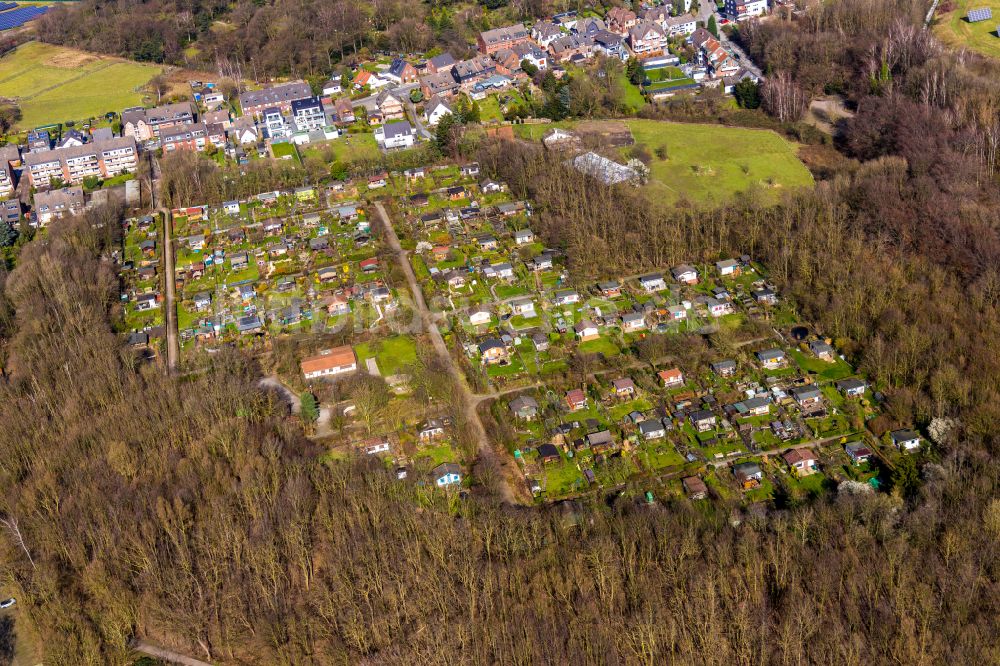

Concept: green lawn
[[0, 42, 163, 129], [933, 0, 1000, 60], [516, 118, 813, 206], [789, 349, 854, 381], [271, 142, 301, 163], [301, 132, 380, 163], [355, 335, 418, 376], [578, 336, 619, 356], [626, 119, 813, 206]]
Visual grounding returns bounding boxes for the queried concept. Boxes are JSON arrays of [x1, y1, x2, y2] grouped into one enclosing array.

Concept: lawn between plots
[[933, 0, 1000, 60], [516, 119, 813, 206], [0, 41, 164, 129]]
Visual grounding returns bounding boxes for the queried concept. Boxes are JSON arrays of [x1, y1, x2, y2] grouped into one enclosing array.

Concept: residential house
[[808, 339, 836, 361], [574, 319, 600, 341], [300, 345, 358, 380], [621, 311, 646, 333], [333, 98, 357, 124], [425, 53, 457, 74], [352, 69, 389, 90], [712, 359, 737, 377], [322, 79, 343, 96], [375, 120, 416, 149], [537, 443, 562, 464], [421, 71, 461, 99], [432, 462, 462, 487], [663, 15, 697, 37], [683, 476, 709, 500], [262, 108, 289, 139], [753, 287, 778, 304], [743, 396, 772, 417], [25, 137, 138, 188], [671, 264, 699, 284], [0, 144, 20, 198], [531, 331, 549, 351], [890, 429, 922, 452], [553, 289, 579, 305], [192, 292, 212, 311], [510, 297, 536, 317], [658, 367, 685, 388], [612, 377, 636, 397], [791, 386, 823, 409], [705, 297, 733, 317], [237, 315, 263, 335], [375, 89, 406, 121], [239, 81, 313, 118], [639, 273, 667, 292], [548, 34, 594, 63], [639, 419, 666, 440], [486, 262, 514, 280], [469, 306, 492, 326], [574, 16, 606, 37], [782, 448, 818, 476], [565, 388, 588, 411], [725, 0, 768, 20], [531, 21, 564, 48], [531, 255, 553, 272], [734, 462, 763, 489], [122, 102, 196, 141], [690, 409, 716, 432], [291, 97, 325, 132], [629, 20, 668, 56], [419, 418, 447, 442], [460, 163, 481, 176], [33, 186, 84, 224], [453, 56, 497, 88], [230, 116, 259, 145], [481, 178, 505, 194], [161, 122, 213, 152], [476, 234, 498, 250], [756, 348, 786, 369], [592, 30, 628, 61], [716, 258, 740, 276], [479, 338, 509, 365], [386, 57, 418, 84], [587, 430, 615, 453], [478, 24, 531, 54], [357, 437, 391, 455], [598, 280, 622, 297], [836, 378, 867, 398], [512, 42, 549, 70], [845, 441, 873, 465], [424, 95, 453, 126], [606, 7, 638, 35], [509, 395, 539, 420]]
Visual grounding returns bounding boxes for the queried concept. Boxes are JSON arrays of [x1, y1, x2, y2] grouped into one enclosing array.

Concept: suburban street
[[374, 201, 525, 504]]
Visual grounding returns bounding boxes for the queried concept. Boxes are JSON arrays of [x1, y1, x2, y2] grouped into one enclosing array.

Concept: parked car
[[0, 598, 15, 609]]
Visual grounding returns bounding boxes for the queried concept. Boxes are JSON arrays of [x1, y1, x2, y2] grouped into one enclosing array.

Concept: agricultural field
[[0, 41, 163, 129], [933, 0, 1000, 60]]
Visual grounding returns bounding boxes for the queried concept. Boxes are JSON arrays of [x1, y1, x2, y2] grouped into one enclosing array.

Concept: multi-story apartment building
[[24, 136, 138, 188], [725, 0, 768, 19], [477, 24, 531, 54], [0, 144, 20, 198], [291, 97, 325, 132], [239, 81, 313, 118], [122, 102, 196, 142], [34, 186, 84, 225]]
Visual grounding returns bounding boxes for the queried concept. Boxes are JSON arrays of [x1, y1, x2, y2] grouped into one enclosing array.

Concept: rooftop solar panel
[[0, 3, 19, 12], [968, 7, 993, 22]]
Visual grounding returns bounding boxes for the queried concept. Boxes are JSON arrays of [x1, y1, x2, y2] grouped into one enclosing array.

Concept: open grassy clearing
[[625, 119, 814, 205], [517, 118, 812, 205], [0, 41, 163, 129], [933, 0, 1000, 59]]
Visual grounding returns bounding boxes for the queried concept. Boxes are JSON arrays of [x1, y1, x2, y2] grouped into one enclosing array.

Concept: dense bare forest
[[0, 208, 996, 665], [31, 0, 549, 75], [1, 0, 999, 662]]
